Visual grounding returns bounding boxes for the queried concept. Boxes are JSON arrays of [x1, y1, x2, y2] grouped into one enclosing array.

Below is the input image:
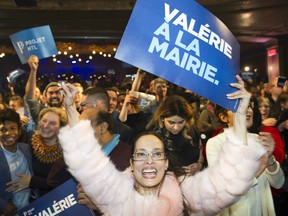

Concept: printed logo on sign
[[23, 207, 35, 216], [17, 41, 25, 54]]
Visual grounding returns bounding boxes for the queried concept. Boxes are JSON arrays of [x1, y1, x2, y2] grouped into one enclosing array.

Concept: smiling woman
[[130, 132, 169, 195], [58, 76, 272, 215], [4, 107, 68, 200]]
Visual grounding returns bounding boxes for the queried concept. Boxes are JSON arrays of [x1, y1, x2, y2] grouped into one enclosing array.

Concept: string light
[[51, 44, 119, 64]]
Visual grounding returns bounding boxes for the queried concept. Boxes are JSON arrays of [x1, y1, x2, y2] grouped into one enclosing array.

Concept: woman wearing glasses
[[59, 76, 269, 215]]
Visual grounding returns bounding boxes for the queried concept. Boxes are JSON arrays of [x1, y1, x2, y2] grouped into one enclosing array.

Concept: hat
[[43, 82, 60, 96]]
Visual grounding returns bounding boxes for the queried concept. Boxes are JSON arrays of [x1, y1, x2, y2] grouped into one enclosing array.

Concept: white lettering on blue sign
[[33, 194, 77, 216], [148, 37, 219, 85], [147, 2, 229, 86], [164, 3, 232, 59], [24, 37, 45, 53]]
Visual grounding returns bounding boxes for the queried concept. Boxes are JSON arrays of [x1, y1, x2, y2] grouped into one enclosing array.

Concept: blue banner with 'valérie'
[[18, 179, 95, 216], [115, 0, 240, 112], [10, 25, 57, 64]]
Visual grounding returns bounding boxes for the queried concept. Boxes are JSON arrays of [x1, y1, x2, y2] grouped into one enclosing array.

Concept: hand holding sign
[[77, 184, 98, 210], [27, 55, 39, 72], [227, 75, 251, 115]]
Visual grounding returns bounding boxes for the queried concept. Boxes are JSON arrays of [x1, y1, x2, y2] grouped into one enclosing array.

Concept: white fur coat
[[58, 120, 266, 216]]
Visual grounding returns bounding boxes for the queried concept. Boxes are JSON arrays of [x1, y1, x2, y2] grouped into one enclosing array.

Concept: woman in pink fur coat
[[58, 76, 270, 215]]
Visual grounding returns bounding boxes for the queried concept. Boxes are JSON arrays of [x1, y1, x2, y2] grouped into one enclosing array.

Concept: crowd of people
[[0, 54, 288, 216]]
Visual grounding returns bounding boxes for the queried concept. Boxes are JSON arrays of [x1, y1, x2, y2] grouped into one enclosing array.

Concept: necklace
[[31, 134, 62, 164]]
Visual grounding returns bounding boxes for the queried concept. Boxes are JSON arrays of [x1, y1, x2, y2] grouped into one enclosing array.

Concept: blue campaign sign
[[18, 179, 95, 216], [10, 25, 58, 64], [115, 0, 240, 112]]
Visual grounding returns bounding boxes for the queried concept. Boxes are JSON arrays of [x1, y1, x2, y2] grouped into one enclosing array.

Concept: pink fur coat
[[58, 120, 266, 216]]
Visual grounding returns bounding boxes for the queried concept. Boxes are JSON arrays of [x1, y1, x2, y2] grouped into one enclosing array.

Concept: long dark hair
[[215, 96, 262, 133], [146, 95, 194, 141], [130, 131, 196, 215], [248, 96, 262, 133]]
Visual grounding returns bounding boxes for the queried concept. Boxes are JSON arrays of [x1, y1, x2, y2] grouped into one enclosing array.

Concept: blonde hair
[[38, 107, 68, 127], [258, 97, 271, 107]]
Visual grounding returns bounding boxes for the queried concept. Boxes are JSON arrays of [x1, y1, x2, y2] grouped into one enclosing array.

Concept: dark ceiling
[[0, 0, 288, 54]]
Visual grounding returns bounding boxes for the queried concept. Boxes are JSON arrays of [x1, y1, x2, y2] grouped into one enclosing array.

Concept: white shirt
[[206, 132, 284, 216]]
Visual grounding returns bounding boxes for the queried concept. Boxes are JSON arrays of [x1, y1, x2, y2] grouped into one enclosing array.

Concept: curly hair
[[0, 108, 21, 129]]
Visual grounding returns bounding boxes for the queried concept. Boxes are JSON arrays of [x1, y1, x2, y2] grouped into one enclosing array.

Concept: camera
[[277, 76, 287, 87]]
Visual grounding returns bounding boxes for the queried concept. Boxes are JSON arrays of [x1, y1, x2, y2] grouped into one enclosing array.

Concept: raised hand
[[226, 75, 251, 115], [27, 55, 39, 72], [60, 82, 78, 107], [258, 132, 275, 156], [227, 75, 251, 144]]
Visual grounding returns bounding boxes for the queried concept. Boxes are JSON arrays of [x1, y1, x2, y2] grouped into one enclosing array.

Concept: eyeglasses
[[80, 101, 96, 107], [132, 151, 166, 161]]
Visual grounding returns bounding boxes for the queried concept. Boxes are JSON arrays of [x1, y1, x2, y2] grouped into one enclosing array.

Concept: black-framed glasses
[[132, 151, 166, 161]]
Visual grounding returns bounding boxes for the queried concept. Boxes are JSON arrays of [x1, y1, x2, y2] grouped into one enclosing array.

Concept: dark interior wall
[[278, 37, 288, 77], [240, 46, 268, 83]]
